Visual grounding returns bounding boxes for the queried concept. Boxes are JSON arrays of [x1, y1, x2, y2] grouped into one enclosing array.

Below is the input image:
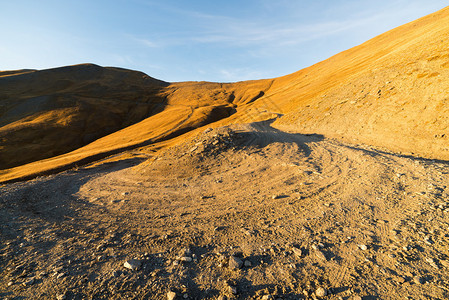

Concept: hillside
[[2, 8, 449, 183], [2, 6, 449, 300]]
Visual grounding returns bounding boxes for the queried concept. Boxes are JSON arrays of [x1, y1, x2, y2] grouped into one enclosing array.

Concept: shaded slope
[[0, 64, 168, 169], [0, 72, 272, 183]]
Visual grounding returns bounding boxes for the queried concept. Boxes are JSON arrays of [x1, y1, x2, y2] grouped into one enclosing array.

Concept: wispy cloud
[[218, 68, 267, 82], [128, 5, 400, 49], [133, 0, 445, 51], [128, 35, 160, 48]]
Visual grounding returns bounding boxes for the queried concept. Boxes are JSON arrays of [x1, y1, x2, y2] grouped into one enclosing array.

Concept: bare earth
[[2, 8, 449, 299], [2, 121, 449, 299]]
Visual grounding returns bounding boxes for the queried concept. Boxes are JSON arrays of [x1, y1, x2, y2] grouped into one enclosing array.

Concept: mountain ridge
[[1, 6, 449, 183]]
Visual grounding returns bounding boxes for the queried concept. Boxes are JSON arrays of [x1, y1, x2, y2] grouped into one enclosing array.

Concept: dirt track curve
[[2, 122, 449, 299]]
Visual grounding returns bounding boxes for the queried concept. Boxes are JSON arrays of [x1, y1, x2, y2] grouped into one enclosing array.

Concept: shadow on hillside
[[343, 143, 449, 166], [0, 157, 144, 229], [234, 119, 325, 157]]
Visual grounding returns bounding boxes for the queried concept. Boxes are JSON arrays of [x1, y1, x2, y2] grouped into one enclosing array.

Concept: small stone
[[425, 257, 439, 269], [414, 276, 425, 284], [7, 281, 14, 286], [262, 295, 273, 300], [179, 257, 192, 263], [218, 295, 227, 300], [22, 278, 35, 286], [56, 272, 66, 279], [228, 285, 238, 294], [244, 260, 252, 267], [292, 246, 302, 258], [124, 259, 142, 271], [38, 271, 48, 278], [112, 270, 121, 278], [167, 291, 177, 300], [56, 294, 67, 300], [358, 244, 368, 251], [228, 256, 243, 270], [315, 287, 327, 297], [395, 276, 406, 284], [440, 260, 449, 268], [424, 237, 434, 245], [315, 250, 327, 261], [352, 296, 362, 300]]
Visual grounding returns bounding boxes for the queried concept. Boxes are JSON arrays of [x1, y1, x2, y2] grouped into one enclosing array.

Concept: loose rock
[[315, 287, 327, 297], [414, 276, 425, 284], [167, 291, 177, 300], [123, 259, 142, 271], [22, 277, 35, 286], [358, 244, 368, 251], [292, 246, 302, 258], [179, 256, 193, 263], [56, 294, 67, 300], [228, 285, 238, 294], [229, 256, 243, 270], [315, 250, 327, 261]]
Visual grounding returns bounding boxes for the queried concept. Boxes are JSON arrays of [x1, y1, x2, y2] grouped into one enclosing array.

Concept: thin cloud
[[128, 35, 160, 48]]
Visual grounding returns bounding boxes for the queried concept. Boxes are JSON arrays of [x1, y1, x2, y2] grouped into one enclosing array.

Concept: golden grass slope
[[0, 67, 271, 182], [268, 6, 449, 158], [1, 6, 449, 183]]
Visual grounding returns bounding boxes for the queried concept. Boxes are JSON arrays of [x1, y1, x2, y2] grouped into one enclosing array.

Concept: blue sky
[[0, 0, 447, 82]]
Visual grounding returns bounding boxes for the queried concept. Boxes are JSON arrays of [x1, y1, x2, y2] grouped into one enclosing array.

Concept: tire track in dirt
[[3, 122, 449, 299]]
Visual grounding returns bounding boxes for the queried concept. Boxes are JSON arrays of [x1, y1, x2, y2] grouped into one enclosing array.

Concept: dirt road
[[1, 122, 449, 299]]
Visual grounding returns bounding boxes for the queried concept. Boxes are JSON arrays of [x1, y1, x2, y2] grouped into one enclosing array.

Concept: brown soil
[[2, 121, 449, 299], [2, 5, 449, 300]]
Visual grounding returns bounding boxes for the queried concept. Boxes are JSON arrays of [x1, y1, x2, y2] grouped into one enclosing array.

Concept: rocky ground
[[1, 121, 449, 299]]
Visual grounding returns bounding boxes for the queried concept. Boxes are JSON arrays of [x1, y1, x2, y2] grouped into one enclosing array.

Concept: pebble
[[228, 285, 238, 294], [229, 256, 243, 270], [315, 287, 327, 297], [424, 237, 434, 245], [123, 259, 142, 271], [262, 295, 273, 300], [315, 250, 327, 261], [358, 244, 368, 251], [352, 296, 362, 300], [425, 257, 439, 269], [22, 277, 35, 286], [292, 246, 302, 258], [112, 270, 121, 278], [440, 260, 449, 268], [179, 257, 193, 263], [414, 276, 425, 284], [7, 281, 14, 286], [167, 291, 177, 300], [56, 294, 67, 300]]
